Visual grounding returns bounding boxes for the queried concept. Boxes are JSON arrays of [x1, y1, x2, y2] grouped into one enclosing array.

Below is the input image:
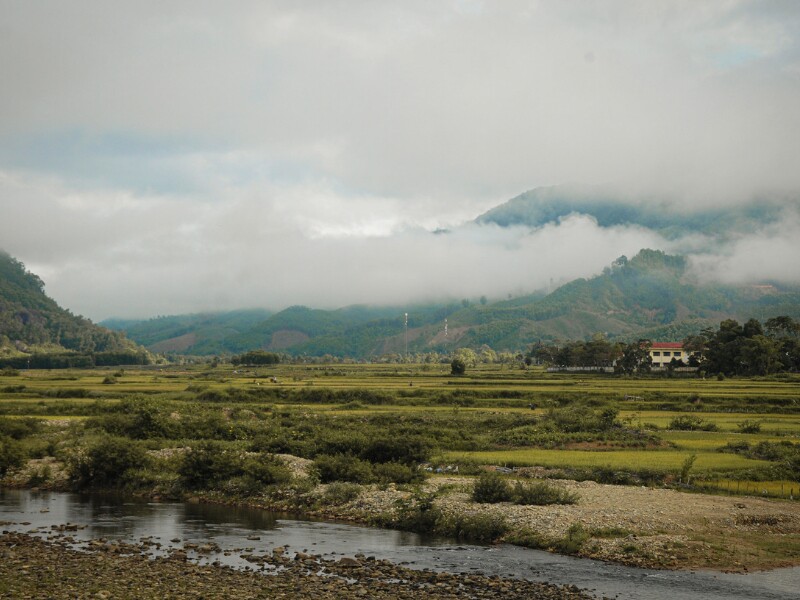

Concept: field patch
[[442, 449, 771, 473]]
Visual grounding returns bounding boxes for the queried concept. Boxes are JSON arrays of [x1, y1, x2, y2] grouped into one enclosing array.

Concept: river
[[1, 489, 798, 600]]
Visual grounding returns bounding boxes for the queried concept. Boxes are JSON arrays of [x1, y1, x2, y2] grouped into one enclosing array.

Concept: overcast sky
[[2, 1, 800, 320]]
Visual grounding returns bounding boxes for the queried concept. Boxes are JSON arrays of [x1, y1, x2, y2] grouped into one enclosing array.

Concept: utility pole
[[404, 312, 408, 360]]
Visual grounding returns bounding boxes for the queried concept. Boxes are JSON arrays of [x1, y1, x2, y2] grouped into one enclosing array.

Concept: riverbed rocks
[[280, 475, 800, 571], [0, 532, 595, 600]]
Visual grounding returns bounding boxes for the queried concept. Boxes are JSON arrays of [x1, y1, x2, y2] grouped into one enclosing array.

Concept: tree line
[[528, 335, 655, 375], [527, 316, 800, 376], [684, 316, 800, 376], [0, 350, 152, 369]]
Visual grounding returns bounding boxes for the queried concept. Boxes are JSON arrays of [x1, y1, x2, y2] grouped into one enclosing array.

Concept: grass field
[[441, 448, 771, 473], [1, 363, 798, 500]]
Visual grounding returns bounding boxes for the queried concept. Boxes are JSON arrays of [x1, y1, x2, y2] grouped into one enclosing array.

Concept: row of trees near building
[[528, 316, 800, 376], [528, 335, 655, 375], [684, 316, 800, 376]]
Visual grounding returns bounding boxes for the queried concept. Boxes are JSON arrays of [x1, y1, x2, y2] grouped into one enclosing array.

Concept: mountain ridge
[[102, 249, 800, 358]]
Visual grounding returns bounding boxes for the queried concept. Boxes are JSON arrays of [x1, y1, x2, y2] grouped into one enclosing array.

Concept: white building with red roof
[[648, 342, 690, 367]]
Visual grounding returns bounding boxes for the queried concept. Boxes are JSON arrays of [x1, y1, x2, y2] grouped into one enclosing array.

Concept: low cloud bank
[[3, 170, 798, 321]]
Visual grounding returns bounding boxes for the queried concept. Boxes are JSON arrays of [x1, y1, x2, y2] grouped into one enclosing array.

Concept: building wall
[[649, 346, 687, 367]]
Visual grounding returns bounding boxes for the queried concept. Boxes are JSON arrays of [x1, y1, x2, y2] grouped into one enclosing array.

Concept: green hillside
[[102, 309, 272, 355], [108, 249, 800, 359], [0, 251, 149, 364]]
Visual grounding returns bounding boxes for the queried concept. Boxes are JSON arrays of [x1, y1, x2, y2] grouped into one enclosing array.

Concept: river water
[[1, 489, 798, 600]]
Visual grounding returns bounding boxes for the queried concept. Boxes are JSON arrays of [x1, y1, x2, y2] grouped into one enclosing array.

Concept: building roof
[[650, 342, 684, 349]]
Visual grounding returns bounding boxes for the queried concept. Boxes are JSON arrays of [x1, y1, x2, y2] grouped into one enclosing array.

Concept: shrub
[[0, 417, 40, 439], [545, 405, 619, 433], [512, 481, 579, 505], [437, 512, 508, 543], [552, 523, 589, 554], [178, 441, 241, 489], [737, 419, 761, 434], [101, 375, 117, 384], [321, 482, 362, 506], [314, 454, 374, 484], [0, 435, 25, 476], [388, 490, 441, 534], [372, 461, 425, 484], [242, 455, 292, 486], [472, 471, 512, 503], [361, 436, 431, 465], [450, 358, 466, 376], [319, 431, 368, 457], [679, 454, 697, 482], [1, 384, 25, 392], [28, 464, 52, 486], [668, 415, 718, 431], [69, 436, 149, 487], [504, 528, 549, 549]]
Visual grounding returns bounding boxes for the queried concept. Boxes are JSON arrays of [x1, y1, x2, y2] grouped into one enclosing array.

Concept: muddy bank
[[0, 532, 593, 600]]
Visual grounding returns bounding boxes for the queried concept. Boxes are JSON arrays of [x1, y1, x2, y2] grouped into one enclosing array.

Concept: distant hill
[[102, 309, 272, 355], [108, 303, 464, 357], [423, 249, 800, 350], [108, 249, 800, 359], [0, 250, 149, 364], [475, 185, 799, 239]]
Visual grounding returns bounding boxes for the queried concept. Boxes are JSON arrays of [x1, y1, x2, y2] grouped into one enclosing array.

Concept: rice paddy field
[[1, 362, 799, 500]]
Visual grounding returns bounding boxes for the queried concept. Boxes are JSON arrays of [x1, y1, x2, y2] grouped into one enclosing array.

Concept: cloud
[[688, 208, 800, 284], [3, 2, 800, 202], [1, 2, 800, 319]]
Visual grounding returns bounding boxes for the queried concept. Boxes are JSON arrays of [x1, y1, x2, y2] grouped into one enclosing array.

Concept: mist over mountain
[[475, 185, 800, 240], [105, 249, 800, 359]]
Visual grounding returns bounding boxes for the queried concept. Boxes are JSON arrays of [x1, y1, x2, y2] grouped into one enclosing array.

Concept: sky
[[1, 1, 800, 320]]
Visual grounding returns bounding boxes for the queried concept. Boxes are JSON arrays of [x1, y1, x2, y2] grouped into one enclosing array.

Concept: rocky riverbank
[[6, 455, 800, 572], [207, 472, 800, 572], [0, 532, 594, 600]]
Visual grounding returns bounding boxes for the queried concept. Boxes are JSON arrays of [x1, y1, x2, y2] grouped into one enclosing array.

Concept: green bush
[[737, 419, 762, 434], [450, 358, 466, 375], [0, 417, 40, 439], [360, 436, 431, 465], [1, 384, 25, 392], [472, 471, 512, 503], [0, 434, 25, 475], [389, 490, 441, 534], [668, 415, 718, 431], [242, 455, 292, 487], [178, 441, 241, 489], [372, 461, 425, 484], [318, 431, 368, 457], [437, 512, 508, 543], [512, 481, 579, 505], [314, 454, 374, 484], [68, 436, 149, 487], [504, 527, 549, 549], [321, 482, 362, 505], [552, 523, 589, 554]]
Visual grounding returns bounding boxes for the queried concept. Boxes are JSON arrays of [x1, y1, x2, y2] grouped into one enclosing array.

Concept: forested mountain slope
[[0, 251, 147, 363]]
